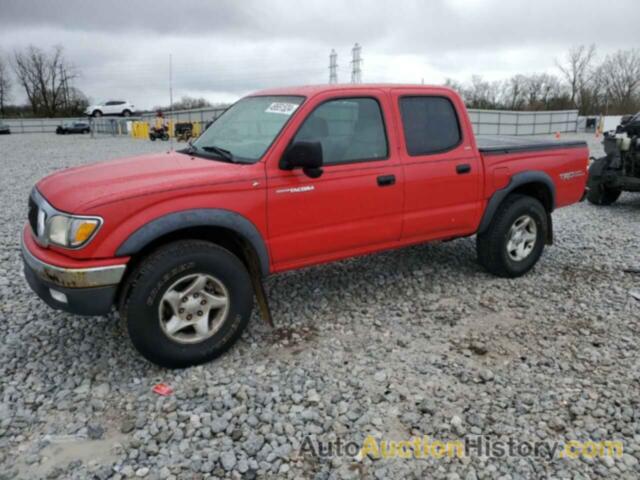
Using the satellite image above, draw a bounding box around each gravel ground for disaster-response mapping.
[0,132,639,480]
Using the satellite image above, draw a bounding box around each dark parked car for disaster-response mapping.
[56,121,91,135]
[0,122,10,135]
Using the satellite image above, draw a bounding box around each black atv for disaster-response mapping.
[587,112,640,205]
[149,126,169,141]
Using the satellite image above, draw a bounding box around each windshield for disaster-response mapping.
[192,95,304,163]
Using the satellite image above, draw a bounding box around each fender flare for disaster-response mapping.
[478,170,556,234]
[115,209,270,276]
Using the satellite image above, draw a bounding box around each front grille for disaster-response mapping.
[28,194,39,235]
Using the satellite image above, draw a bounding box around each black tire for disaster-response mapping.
[92,110,103,118]
[477,194,547,278]
[122,109,132,117]
[586,182,621,206]
[149,135,156,141]
[119,240,254,368]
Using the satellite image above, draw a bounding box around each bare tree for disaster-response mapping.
[442,43,640,114]
[444,78,468,100]
[446,76,503,109]
[505,75,527,110]
[0,53,11,116]
[12,45,80,116]
[466,75,502,109]
[539,75,565,108]
[556,44,596,107]
[599,49,640,113]
[521,73,559,109]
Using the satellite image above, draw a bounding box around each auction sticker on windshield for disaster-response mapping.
[265,102,299,115]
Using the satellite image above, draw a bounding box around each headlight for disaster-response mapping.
[47,214,102,248]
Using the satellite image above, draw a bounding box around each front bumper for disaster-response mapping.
[21,235,127,316]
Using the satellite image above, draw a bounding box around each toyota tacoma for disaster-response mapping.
[22,85,589,368]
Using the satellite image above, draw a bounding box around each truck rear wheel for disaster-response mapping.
[476,194,547,278]
[119,240,254,368]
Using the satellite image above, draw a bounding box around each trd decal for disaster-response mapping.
[559,170,586,181]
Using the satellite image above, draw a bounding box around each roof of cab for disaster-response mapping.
[249,83,455,98]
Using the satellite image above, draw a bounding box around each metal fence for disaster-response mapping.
[2,107,578,136]
[139,107,227,126]
[0,107,228,135]
[0,117,79,134]
[467,109,579,136]
[0,116,133,135]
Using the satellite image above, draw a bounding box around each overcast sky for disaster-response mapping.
[0,0,636,109]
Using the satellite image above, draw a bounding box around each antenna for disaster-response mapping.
[329,49,338,84]
[350,43,362,84]
[169,53,174,151]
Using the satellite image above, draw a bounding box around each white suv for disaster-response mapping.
[85,100,135,117]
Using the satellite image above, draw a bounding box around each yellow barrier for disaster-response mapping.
[131,120,205,140]
[131,121,150,140]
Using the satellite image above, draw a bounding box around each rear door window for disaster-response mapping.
[399,96,461,155]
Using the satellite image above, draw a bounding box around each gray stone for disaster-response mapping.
[220,450,237,471]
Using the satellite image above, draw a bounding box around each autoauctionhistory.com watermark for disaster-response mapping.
[299,435,624,461]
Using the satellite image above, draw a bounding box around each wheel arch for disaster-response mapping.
[478,171,556,241]
[115,209,270,278]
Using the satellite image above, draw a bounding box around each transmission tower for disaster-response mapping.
[350,43,362,84]
[329,49,338,84]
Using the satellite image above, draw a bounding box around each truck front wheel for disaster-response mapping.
[119,240,254,368]
[476,194,547,278]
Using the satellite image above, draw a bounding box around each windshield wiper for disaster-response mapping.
[181,143,251,163]
[201,145,234,163]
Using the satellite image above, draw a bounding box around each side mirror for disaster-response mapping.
[280,141,323,178]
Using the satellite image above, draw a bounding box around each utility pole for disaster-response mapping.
[169,53,174,151]
[350,43,362,84]
[329,49,338,84]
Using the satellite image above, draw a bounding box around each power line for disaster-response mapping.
[169,53,174,151]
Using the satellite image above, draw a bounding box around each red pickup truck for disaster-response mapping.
[22,84,589,367]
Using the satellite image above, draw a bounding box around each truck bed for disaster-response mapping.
[477,135,587,154]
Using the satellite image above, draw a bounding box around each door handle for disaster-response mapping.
[377,174,396,187]
[456,164,471,174]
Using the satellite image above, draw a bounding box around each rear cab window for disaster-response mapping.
[399,96,461,155]
[292,97,388,165]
